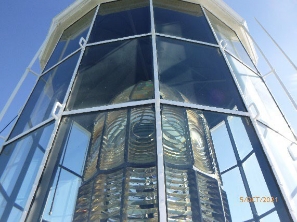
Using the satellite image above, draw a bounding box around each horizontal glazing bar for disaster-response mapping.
[62,99,156,116]
[86,33,152,47]
[2,117,55,147]
[40,48,81,76]
[225,50,261,77]
[156,33,219,48]
[160,99,250,117]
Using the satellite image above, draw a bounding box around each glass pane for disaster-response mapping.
[15,148,44,207]
[157,37,246,111]
[7,207,22,222]
[228,116,253,159]
[88,0,150,43]
[35,105,157,221]
[60,122,91,175]
[0,194,6,219]
[205,10,257,71]
[0,122,54,222]
[226,53,295,141]
[210,120,236,171]
[45,8,96,70]
[10,53,80,139]
[161,105,290,221]
[42,169,81,222]
[260,211,281,222]
[154,0,216,43]
[243,154,274,215]
[67,37,154,110]
[222,168,253,221]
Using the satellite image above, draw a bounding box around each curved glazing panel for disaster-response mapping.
[162,104,291,221]
[88,0,150,43]
[34,104,158,222]
[226,53,295,141]
[44,8,96,71]
[67,37,154,110]
[205,10,257,72]
[9,53,80,139]
[153,0,216,43]
[157,37,246,111]
[0,122,54,222]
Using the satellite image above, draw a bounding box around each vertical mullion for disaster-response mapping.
[60,4,100,110]
[149,0,167,221]
[224,118,259,221]
[20,5,101,222]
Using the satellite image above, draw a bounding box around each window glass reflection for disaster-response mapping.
[67,37,154,110]
[60,122,91,175]
[45,8,96,70]
[228,116,253,159]
[42,169,81,222]
[157,37,246,111]
[88,0,150,43]
[0,122,54,222]
[36,105,158,221]
[161,105,290,221]
[211,121,236,171]
[222,168,253,221]
[154,0,216,43]
[243,154,274,215]
[226,53,295,141]
[205,10,257,71]
[10,53,80,139]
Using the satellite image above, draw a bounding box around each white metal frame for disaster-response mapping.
[203,5,297,221]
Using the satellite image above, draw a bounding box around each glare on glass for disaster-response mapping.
[9,53,80,139]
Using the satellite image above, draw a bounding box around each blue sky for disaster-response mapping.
[0,0,297,137]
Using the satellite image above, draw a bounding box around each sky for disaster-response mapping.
[0,0,297,140]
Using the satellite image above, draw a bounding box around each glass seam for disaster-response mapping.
[62,99,156,116]
[60,4,100,112]
[20,119,60,221]
[40,48,81,77]
[225,50,262,77]
[2,118,55,148]
[155,33,219,48]
[86,33,152,47]
[160,99,250,117]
